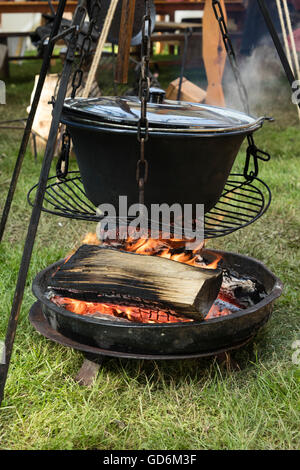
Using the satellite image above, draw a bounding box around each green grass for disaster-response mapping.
[0,58,299,450]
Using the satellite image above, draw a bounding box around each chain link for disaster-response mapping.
[56,131,71,179]
[57,1,102,180]
[136,0,152,205]
[212,0,250,115]
[71,0,102,98]
[212,0,272,178]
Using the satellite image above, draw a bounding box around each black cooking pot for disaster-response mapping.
[61,96,265,213]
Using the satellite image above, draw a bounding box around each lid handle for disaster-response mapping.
[148,87,166,104]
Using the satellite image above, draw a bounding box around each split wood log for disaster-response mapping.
[166,77,206,103]
[49,245,223,321]
[220,269,266,308]
[27,72,100,154]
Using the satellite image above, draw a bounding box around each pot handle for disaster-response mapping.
[255,116,274,126]
[244,132,271,180]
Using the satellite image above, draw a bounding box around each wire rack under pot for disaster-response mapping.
[27,171,271,239]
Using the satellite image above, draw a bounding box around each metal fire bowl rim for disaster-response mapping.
[32,249,283,329]
[29,301,256,360]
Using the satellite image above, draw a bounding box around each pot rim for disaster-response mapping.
[62,97,266,136]
[61,114,265,137]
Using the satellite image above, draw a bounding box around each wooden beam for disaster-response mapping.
[0,1,77,14]
[82,0,118,98]
[202,0,227,106]
[0,1,245,15]
[114,0,136,84]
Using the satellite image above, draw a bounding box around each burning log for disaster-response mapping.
[48,245,223,321]
[220,269,267,307]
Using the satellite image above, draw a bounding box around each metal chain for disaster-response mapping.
[212,0,271,179]
[56,130,71,179]
[57,0,102,180]
[212,0,250,114]
[71,0,102,98]
[136,0,152,205]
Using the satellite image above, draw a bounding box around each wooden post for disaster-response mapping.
[82,0,119,98]
[202,0,227,107]
[114,0,136,84]
[0,40,9,79]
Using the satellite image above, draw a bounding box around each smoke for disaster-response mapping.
[223,35,292,117]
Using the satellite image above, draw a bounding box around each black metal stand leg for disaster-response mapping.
[257,0,300,107]
[75,357,103,386]
[177,28,192,101]
[215,352,241,372]
[0,2,87,407]
[0,0,67,244]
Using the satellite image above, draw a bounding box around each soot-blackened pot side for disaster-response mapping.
[63,119,245,213]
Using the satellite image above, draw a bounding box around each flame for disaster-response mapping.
[118,237,208,267]
[81,232,101,246]
[79,232,222,270]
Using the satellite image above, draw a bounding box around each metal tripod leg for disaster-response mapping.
[0,2,87,407]
[257,0,300,107]
[177,28,192,101]
[0,0,67,243]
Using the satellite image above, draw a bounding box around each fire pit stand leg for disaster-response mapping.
[215,352,241,372]
[0,3,87,407]
[75,356,104,387]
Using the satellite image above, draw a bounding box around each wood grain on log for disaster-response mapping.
[49,245,222,321]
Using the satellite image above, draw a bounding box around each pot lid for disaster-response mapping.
[62,96,264,134]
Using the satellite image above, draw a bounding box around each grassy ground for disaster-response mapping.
[0,57,299,450]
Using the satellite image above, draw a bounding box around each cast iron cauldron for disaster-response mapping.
[61,96,265,213]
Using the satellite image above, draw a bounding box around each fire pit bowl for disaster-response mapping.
[61,97,265,213]
[32,250,282,356]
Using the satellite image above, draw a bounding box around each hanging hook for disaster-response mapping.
[56,131,71,180]
[244,134,271,180]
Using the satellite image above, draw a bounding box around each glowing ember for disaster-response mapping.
[50,289,242,323]
[51,295,194,324]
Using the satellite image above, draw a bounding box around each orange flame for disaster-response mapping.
[79,232,222,270]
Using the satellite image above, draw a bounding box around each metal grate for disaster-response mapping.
[27,171,271,239]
